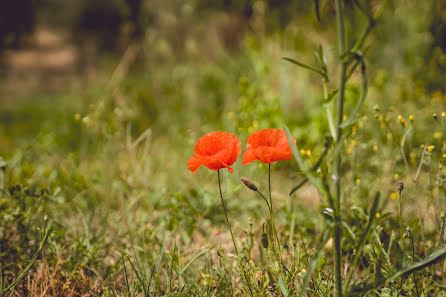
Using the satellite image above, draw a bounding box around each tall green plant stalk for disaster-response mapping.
[334,0,347,296]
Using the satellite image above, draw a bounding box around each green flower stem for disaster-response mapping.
[334,0,347,296]
[256,189,279,247]
[268,164,280,251]
[411,232,421,297]
[398,189,404,252]
[324,80,337,139]
[217,170,239,254]
[217,170,254,296]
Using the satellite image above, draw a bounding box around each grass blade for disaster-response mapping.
[278,274,289,297]
[179,247,211,276]
[343,193,380,295]
[1,221,52,296]
[347,248,446,296]
[301,228,331,296]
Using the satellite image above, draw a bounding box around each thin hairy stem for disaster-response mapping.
[334,0,347,296]
[268,164,280,249]
[217,170,239,254]
[398,189,404,252]
[217,170,254,296]
[411,233,420,297]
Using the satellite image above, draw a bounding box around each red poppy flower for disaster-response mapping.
[242,128,296,165]
[188,131,242,173]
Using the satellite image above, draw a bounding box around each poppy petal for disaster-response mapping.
[228,139,242,165]
[227,167,234,174]
[270,149,292,162]
[242,149,257,165]
[205,157,228,171]
[187,156,202,173]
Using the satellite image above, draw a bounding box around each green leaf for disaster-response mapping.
[344,193,380,295]
[278,274,289,297]
[289,135,332,196]
[322,89,339,105]
[289,178,308,196]
[314,45,327,73]
[347,248,446,296]
[284,126,329,202]
[282,57,328,80]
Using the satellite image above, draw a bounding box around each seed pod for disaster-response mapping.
[241,177,258,192]
[261,222,269,249]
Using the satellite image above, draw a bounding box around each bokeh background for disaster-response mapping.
[1,0,446,295]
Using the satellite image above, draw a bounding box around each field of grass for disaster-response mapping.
[1,1,446,296]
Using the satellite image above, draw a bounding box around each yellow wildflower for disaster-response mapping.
[433,132,442,139]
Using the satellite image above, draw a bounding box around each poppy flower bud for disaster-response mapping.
[241,177,258,192]
[396,182,404,191]
[261,232,269,249]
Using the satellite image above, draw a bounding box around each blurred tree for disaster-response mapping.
[430,0,446,55]
[0,0,36,50]
[72,0,127,51]
[126,0,145,40]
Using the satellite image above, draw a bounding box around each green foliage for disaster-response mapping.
[1,1,446,296]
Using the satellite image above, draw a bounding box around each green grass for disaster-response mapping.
[1,2,446,296]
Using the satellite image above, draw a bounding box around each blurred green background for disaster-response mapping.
[1,0,446,295]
